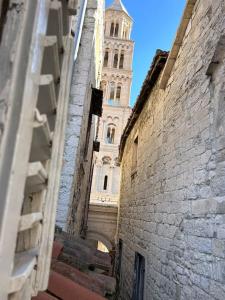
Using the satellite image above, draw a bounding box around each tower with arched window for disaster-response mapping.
[89,0,134,239]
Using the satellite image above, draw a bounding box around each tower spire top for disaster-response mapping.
[107,0,131,18]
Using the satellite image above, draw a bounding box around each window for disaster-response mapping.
[116,85,121,101]
[115,23,119,37]
[106,125,116,144]
[110,23,114,36]
[103,175,108,190]
[119,52,124,69]
[100,81,106,99]
[132,253,145,300]
[90,87,103,117]
[113,52,119,68]
[110,82,115,100]
[132,136,138,174]
[123,29,128,39]
[104,51,109,67]
[112,128,115,142]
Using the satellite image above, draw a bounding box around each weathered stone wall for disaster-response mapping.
[0,0,24,146]
[119,1,225,299]
[56,0,104,232]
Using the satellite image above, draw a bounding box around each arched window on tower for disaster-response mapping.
[113,51,119,68]
[104,50,109,67]
[124,28,129,39]
[116,85,121,102]
[115,23,119,37]
[110,82,115,100]
[106,124,116,144]
[110,23,115,36]
[119,52,124,69]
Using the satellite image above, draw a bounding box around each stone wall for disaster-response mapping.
[56,0,104,232]
[118,0,225,299]
[0,0,24,146]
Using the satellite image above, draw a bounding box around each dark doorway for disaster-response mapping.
[117,239,123,279]
[115,239,123,299]
[132,252,145,300]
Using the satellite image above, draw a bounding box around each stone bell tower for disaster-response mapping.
[90,0,134,206]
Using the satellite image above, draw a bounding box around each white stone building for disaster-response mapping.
[88,0,134,251]
[56,0,104,234]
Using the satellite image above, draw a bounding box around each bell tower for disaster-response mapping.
[90,0,134,206]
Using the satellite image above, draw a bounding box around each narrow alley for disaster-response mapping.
[0,0,225,300]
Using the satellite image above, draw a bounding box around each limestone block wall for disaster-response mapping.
[0,0,24,147]
[57,0,104,232]
[118,1,225,299]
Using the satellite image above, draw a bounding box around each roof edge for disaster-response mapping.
[160,0,197,89]
[105,7,133,21]
[119,50,169,161]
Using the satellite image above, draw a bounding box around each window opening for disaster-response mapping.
[111,128,115,143]
[107,125,116,144]
[104,51,109,67]
[110,23,114,36]
[132,136,138,173]
[103,175,108,190]
[114,53,119,68]
[116,86,121,100]
[119,53,124,69]
[115,23,119,37]
[110,82,115,100]
[132,253,145,300]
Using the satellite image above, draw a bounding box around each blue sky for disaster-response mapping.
[106,0,186,106]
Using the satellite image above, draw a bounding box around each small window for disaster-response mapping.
[110,82,115,100]
[132,253,145,300]
[119,53,124,69]
[116,86,121,101]
[132,136,138,174]
[123,29,128,39]
[104,51,109,67]
[111,128,115,143]
[115,23,119,37]
[103,175,108,190]
[113,53,119,68]
[106,125,116,144]
[110,23,114,36]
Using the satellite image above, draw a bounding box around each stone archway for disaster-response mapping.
[87,230,113,251]
[87,203,118,252]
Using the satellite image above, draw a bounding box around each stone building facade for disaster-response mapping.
[118,0,225,299]
[56,0,104,234]
[88,0,133,251]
